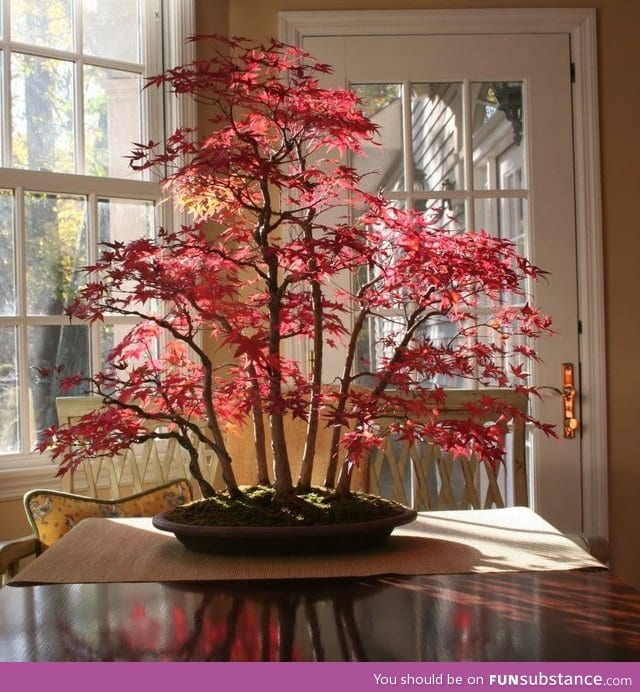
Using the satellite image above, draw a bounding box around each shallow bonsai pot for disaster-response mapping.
[152,506,417,555]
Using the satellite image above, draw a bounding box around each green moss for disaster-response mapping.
[165,485,407,527]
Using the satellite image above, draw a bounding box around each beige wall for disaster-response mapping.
[196,0,640,589]
[3,0,637,590]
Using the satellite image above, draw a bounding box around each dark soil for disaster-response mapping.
[164,485,407,527]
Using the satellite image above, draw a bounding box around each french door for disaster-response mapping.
[300,30,583,533]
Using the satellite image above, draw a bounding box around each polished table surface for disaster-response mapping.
[2,568,640,661]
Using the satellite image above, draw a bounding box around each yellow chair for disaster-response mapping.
[0,478,193,584]
[1,395,204,585]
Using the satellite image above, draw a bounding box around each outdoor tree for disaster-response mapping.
[39,35,554,513]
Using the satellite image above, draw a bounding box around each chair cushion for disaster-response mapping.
[25,479,193,551]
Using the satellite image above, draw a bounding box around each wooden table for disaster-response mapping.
[2,568,640,661]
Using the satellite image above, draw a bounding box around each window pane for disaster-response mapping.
[0,327,19,454]
[98,197,154,244]
[25,192,87,315]
[0,190,16,315]
[0,51,3,166]
[12,53,75,173]
[84,66,142,177]
[100,323,159,369]
[11,0,73,51]
[351,84,404,193]
[83,0,141,64]
[411,83,464,192]
[28,324,90,448]
[98,197,155,311]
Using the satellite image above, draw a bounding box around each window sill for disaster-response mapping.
[0,460,61,501]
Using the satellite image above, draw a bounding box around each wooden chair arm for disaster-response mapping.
[0,535,37,583]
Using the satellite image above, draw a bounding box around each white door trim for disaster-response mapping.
[279,8,607,540]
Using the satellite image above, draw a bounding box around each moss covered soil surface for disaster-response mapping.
[165,485,407,527]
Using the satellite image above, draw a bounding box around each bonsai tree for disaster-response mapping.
[39,35,553,511]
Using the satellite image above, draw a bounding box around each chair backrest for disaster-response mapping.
[56,389,527,510]
[55,396,223,498]
[24,479,193,551]
[364,388,529,511]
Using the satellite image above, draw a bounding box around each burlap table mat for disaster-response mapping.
[10,507,602,585]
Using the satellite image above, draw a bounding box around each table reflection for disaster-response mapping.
[2,570,640,662]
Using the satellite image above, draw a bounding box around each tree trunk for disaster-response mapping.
[324,307,369,488]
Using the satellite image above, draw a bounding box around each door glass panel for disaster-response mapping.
[84,66,142,178]
[0,326,19,454]
[25,192,87,315]
[416,197,465,231]
[472,82,525,190]
[411,83,464,191]
[0,190,15,315]
[351,84,403,193]
[352,79,530,389]
[11,54,75,173]
[11,0,74,51]
[474,196,529,302]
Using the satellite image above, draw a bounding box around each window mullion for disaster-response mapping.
[88,192,101,376]
[1,3,11,167]
[462,78,474,231]
[74,0,84,175]
[14,185,30,454]
[401,80,413,207]
[75,59,85,175]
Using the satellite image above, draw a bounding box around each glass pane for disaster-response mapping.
[98,197,154,244]
[100,322,158,369]
[414,316,468,389]
[0,190,16,315]
[83,0,141,64]
[12,53,75,173]
[411,83,464,192]
[472,82,526,190]
[0,51,3,166]
[351,84,404,193]
[474,197,529,305]
[98,197,155,311]
[0,327,19,454]
[416,197,466,232]
[84,66,142,177]
[25,192,87,315]
[28,324,90,449]
[11,0,73,51]
[474,197,528,254]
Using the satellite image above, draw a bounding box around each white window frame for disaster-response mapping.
[0,0,196,499]
[279,8,607,540]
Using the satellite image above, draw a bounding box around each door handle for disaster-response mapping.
[562,362,579,438]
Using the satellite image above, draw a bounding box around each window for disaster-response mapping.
[0,0,193,485]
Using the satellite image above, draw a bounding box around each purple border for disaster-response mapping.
[1,663,639,691]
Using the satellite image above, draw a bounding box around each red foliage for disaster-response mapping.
[39,35,554,500]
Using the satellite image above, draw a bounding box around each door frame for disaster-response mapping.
[279,8,607,540]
